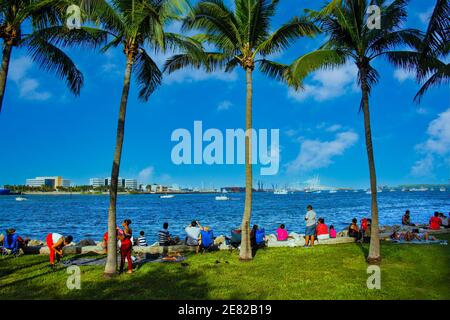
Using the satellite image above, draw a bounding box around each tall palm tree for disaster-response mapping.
[67,0,194,276]
[0,0,87,114]
[287,0,422,264]
[387,0,449,103]
[164,0,320,260]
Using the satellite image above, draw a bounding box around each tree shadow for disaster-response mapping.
[0,257,211,299]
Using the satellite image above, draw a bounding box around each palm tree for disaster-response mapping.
[164,0,320,260]
[0,0,87,114]
[287,0,422,264]
[65,0,194,276]
[387,0,449,103]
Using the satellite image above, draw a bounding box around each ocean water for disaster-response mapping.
[0,191,448,243]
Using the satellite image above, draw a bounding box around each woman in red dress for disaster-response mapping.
[119,219,133,274]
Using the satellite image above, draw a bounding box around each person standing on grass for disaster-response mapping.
[304,205,316,247]
[45,233,73,269]
[118,219,133,274]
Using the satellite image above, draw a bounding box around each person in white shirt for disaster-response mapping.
[304,205,317,247]
[185,220,203,254]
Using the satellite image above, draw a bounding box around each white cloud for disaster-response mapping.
[411,108,450,176]
[419,108,450,155]
[411,155,434,178]
[326,124,342,132]
[393,69,416,83]
[286,130,359,173]
[9,57,33,82]
[217,100,232,111]
[418,7,433,24]
[20,79,51,100]
[9,56,51,101]
[164,67,238,84]
[288,62,358,102]
[138,166,155,184]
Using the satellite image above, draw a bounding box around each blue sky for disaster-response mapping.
[0,0,449,189]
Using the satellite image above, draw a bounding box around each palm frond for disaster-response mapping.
[414,63,450,103]
[256,16,320,57]
[289,49,347,88]
[134,48,162,101]
[421,0,449,58]
[258,59,289,83]
[26,37,83,95]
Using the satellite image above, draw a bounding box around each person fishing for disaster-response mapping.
[45,232,73,269]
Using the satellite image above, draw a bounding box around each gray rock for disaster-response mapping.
[77,239,97,247]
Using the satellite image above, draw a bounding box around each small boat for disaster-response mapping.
[315,190,322,194]
[159,194,174,199]
[273,189,288,195]
[329,190,337,194]
[440,187,446,192]
[15,197,27,201]
[411,187,428,192]
[366,190,371,194]
[215,195,230,201]
[389,189,395,192]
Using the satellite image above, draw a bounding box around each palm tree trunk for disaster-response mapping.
[104,53,134,276]
[240,67,253,261]
[360,68,381,265]
[0,43,13,114]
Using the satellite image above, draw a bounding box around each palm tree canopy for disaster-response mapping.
[164,0,320,78]
[38,0,195,101]
[288,0,423,93]
[387,0,449,103]
[0,0,88,94]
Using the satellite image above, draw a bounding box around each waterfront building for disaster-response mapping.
[26,176,71,189]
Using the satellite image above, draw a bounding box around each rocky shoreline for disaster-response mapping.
[19,225,450,256]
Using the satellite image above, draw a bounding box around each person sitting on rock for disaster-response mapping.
[276,224,289,241]
[429,212,442,230]
[348,218,363,241]
[159,222,179,246]
[137,231,147,246]
[185,220,203,254]
[402,210,416,226]
[45,233,73,269]
[316,218,329,240]
[329,225,337,238]
[438,213,449,228]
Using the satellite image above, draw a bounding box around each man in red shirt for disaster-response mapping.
[429,212,442,230]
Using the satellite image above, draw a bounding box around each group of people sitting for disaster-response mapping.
[402,209,449,229]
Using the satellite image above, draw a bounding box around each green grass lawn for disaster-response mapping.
[1,235,449,300]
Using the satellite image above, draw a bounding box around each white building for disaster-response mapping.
[26,176,71,189]
[125,179,138,190]
[89,177,138,189]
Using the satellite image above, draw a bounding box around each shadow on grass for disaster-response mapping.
[0,255,212,299]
